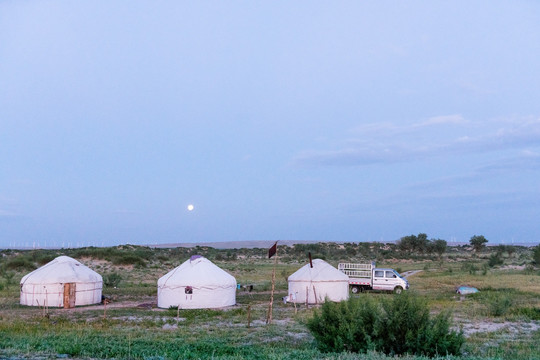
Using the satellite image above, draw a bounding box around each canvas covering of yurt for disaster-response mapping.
[157,255,237,309]
[20,256,103,308]
[287,259,349,304]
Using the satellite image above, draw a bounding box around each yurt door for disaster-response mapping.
[63,283,76,309]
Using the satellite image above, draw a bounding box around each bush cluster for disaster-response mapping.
[307,293,464,357]
[73,247,147,267]
[4,257,35,271]
[461,262,479,275]
[472,289,514,317]
[532,244,540,265]
[103,272,123,288]
[512,307,540,320]
[488,253,504,267]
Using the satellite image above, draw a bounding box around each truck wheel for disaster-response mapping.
[351,286,360,294]
[394,286,403,294]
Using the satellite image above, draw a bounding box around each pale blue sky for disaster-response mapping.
[2,1,540,248]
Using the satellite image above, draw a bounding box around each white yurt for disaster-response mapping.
[20,255,103,308]
[287,259,349,304]
[157,255,237,309]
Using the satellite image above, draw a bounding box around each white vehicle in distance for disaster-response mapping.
[338,262,409,294]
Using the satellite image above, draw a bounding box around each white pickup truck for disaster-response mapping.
[338,262,409,294]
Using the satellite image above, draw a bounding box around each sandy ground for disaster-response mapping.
[47,296,160,313]
[401,270,423,278]
[459,319,540,336]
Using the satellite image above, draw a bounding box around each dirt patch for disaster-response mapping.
[401,270,423,278]
[460,320,540,336]
[500,265,527,271]
[64,299,159,312]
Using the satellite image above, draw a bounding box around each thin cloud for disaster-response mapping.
[347,185,540,216]
[350,114,467,136]
[294,146,409,167]
[418,190,540,209]
[416,114,467,127]
[475,151,540,173]
[403,151,540,193]
[0,209,21,219]
[111,209,139,215]
[0,196,21,219]
[293,116,540,167]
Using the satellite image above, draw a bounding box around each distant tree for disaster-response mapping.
[398,235,417,253]
[416,233,429,253]
[470,235,488,252]
[398,233,434,254]
[431,239,447,258]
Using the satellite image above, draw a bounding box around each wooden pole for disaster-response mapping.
[266,245,278,324]
[36,300,42,317]
[45,289,48,317]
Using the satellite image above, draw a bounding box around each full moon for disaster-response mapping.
[187,204,194,211]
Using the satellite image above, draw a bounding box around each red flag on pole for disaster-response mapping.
[268,242,277,259]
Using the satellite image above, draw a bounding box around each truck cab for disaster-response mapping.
[372,268,408,294]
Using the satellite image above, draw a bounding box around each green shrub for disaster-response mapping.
[378,292,464,356]
[0,268,16,285]
[461,262,478,275]
[307,293,464,357]
[111,254,146,267]
[215,253,225,261]
[73,247,113,260]
[469,289,515,317]
[306,296,380,353]
[532,244,540,265]
[488,253,504,267]
[5,256,35,271]
[34,253,56,266]
[484,293,513,317]
[512,307,540,320]
[167,308,224,323]
[103,272,123,288]
[522,264,537,275]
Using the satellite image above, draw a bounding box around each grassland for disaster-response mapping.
[0,242,539,359]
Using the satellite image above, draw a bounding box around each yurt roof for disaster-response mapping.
[20,256,102,285]
[158,255,236,287]
[288,259,349,282]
